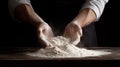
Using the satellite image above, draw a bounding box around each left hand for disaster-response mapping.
[37,22,54,48]
[63,21,83,45]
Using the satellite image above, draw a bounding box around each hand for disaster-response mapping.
[63,21,83,45]
[37,22,54,48]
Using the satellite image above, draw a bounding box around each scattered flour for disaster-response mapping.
[26,36,111,58]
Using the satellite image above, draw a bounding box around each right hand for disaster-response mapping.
[37,22,54,48]
[63,21,83,45]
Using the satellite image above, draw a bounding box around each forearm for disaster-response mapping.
[72,8,96,28]
[14,4,44,28]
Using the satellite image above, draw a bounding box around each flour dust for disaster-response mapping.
[26,36,111,58]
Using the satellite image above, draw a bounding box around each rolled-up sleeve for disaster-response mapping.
[82,0,109,21]
[8,0,31,19]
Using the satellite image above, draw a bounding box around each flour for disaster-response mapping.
[26,36,111,58]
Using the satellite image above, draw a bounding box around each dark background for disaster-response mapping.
[0,0,119,47]
[95,0,120,47]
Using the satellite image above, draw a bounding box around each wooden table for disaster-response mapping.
[0,47,120,60]
[0,47,120,66]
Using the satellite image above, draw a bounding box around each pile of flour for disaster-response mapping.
[26,36,111,58]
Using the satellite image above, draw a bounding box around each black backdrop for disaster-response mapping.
[0,0,119,47]
[95,0,120,47]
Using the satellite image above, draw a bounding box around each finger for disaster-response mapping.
[39,38,54,48]
[45,43,55,49]
[63,27,70,37]
[77,25,83,37]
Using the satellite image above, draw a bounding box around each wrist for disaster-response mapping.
[32,21,44,29]
[71,20,82,28]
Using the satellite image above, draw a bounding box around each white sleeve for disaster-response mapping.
[8,0,31,19]
[82,0,109,21]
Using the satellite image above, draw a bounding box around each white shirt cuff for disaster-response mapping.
[8,0,31,19]
[82,0,109,21]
